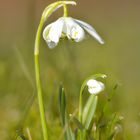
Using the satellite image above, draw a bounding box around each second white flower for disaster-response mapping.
[87,79,105,95]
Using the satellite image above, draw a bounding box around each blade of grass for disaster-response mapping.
[59,85,75,140]
[82,95,98,130]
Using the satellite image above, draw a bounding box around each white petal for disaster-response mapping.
[87,79,97,87]
[43,23,53,42]
[70,25,85,42]
[87,79,105,94]
[43,18,64,49]
[64,18,85,42]
[74,19,104,44]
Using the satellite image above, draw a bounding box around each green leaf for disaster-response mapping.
[65,124,75,140]
[82,95,98,130]
[59,85,66,126]
[108,131,116,140]
[70,116,85,130]
[59,85,75,140]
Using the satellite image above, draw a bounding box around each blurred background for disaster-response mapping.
[0,0,140,139]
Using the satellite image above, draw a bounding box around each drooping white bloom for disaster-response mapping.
[43,17,104,49]
[87,79,105,95]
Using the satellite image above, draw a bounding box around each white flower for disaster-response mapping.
[87,79,105,95]
[43,17,104,49]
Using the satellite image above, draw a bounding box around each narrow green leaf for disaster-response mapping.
[65,123,75,140]
[59,85,75,140]
[59,85,66,126]
[108,131,116,140]
[64,114,75,140]
[70,116,85,130]
[82,95,98,130]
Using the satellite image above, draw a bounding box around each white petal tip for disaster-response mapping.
[93,35,105,45]
[99,39,105,45]
[47,41,57,49]
[74,19,105,44]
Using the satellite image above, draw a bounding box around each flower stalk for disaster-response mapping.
[79,89,83,123]
[34,1,76,140]
[63,4,68,17]
[78,88,84,140]
[34,17,48,140]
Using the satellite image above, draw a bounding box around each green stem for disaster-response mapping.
[63,4,68,17]
[34,17,49,140]
[79,90,83,123]
[78,89,83,140]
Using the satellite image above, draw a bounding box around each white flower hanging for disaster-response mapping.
[87,79,105,95]
[43,17,104,49]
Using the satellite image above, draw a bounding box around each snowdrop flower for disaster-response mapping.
[43,17,104,49]
[87,79,105,95]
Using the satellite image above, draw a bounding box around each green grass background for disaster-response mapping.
[0,0,140,139]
